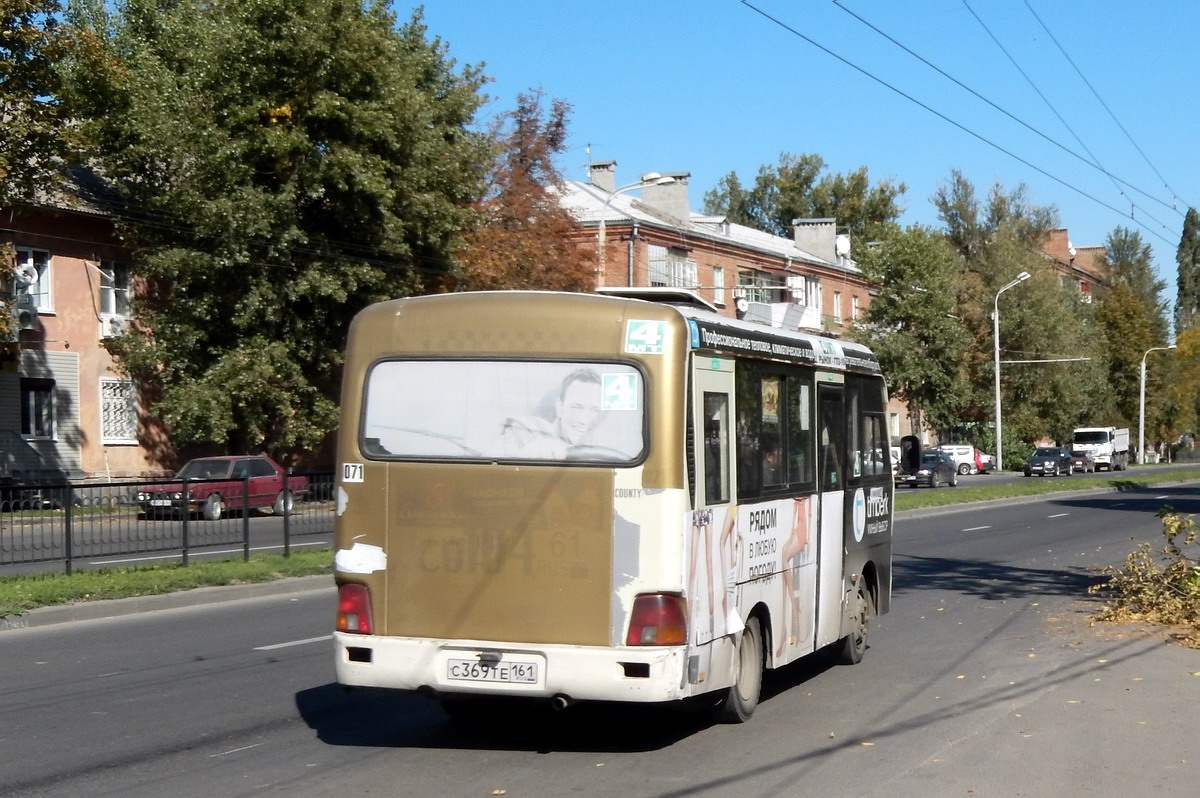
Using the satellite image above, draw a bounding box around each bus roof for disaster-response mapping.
[349,290,881,375]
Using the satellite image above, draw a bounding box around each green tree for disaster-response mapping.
[851,224,969,434]
[63,1,489,457]
[0,0,80,205]
[702,152,905,243]
[1,0,88,339]
[456,90,594,291]
[1175,207,1200,334]
[933,171,1103,456]
[1092,228,1172,434]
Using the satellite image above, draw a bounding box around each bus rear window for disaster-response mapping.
[361,360,646,464]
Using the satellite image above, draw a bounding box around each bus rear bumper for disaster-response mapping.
[334,632,695,703]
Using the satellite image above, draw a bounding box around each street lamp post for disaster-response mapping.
[1139,344,1176,464]
[596,174,674,285]
[993,271,1030,471]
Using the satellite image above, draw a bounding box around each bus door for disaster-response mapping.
[687,358,737,682]
[815,380,846,649]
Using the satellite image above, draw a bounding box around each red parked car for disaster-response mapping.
[137,455,308,520]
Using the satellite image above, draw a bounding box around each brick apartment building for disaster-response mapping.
[2,187,168,486]
[559,160,915,441]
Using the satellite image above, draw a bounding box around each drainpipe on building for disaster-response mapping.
[627,222,638,286]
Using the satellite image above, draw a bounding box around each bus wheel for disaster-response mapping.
[836,584,870,665]
[715,616,763,723]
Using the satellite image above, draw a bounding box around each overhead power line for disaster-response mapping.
[962,0,1174,237]
[1023,0,1189,213]
[737,1,1175,246]
[832,0,1180,219]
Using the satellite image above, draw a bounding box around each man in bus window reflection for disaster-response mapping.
[498,367,604,459]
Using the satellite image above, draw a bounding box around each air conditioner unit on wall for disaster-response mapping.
[14,294,39,331]
[99,316,126,339]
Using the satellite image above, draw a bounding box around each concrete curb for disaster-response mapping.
[0,573,335,632]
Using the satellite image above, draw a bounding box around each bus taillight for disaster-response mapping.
[337,583,373,635]
[626,594,687,646]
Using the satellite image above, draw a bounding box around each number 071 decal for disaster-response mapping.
[624,320,666,354]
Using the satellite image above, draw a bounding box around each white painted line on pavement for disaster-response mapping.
[212,743,264,758]
[92,540,328,566]
[1048,513,1069,518]
[962,525,991,532]
[254,634,332,651]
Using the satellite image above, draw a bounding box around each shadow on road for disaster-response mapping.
[892,553,1105,602]
[295,646,840,753]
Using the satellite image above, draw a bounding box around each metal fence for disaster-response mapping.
[0,472,335,574]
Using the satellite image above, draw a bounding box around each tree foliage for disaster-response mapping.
[1,0,90,339]
[0,0,80,205]
[701,152,905,243]
[63,1,489,456]
[932,171,1106,457]
[851,224,969,433]
[1175,207,1200,335]
[456,90,595,291]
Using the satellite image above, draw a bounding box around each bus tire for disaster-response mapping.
[835,583,871,665]
[714,616,764,723]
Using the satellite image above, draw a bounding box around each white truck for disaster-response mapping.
[1071,427,1129,471]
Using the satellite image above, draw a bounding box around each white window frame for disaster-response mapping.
[736,268,783,304]
[807,279,822,311]
[100,377,139,445]
[712,266,725,305]
[851,295,859,321]
[99,260,131,318]
[16,247,51,312]
[647,244,696,289]
[833,291,842,321]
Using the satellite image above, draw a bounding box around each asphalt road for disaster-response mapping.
[1,482,1198,797]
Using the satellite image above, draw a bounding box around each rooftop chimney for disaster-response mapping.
[588,160,616,193]
[792,218,839,263]
[639,171,691,224]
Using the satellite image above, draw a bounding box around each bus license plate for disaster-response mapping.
[447,658,538,684]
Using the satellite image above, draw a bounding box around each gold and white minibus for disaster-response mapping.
[333,288,892,722]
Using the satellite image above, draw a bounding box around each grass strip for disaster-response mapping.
[894,466,1200,512]
[0,548,332,618]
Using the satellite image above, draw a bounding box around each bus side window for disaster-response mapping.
[820,392,844,490]
[786,375,812,486]
[703,393,731,505]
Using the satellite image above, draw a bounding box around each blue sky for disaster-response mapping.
[416,1,1196,307]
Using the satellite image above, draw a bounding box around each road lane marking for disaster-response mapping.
[1048,513,1069,518]
[254,635,331,651]
[962,526,991,532]
[212,743,264,758]
[91,540,328,566]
